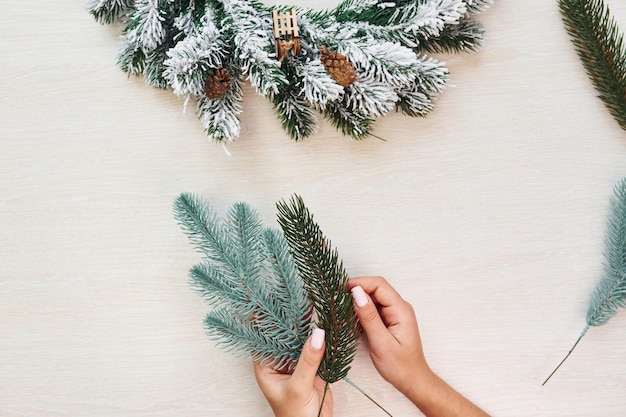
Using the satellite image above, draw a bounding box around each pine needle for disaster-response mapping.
[559,0,626,130]
[543,178,626,384]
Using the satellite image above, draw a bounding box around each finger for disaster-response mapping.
[290,328,325,388]
[348,276,404,308]
[253,361,277,396]
[351,285,396,344]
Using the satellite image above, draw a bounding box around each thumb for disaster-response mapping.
[290,328,325,386]
[351,286,393,340]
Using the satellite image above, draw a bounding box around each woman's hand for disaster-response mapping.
[348,276,430,395]
[348,276,489,417]
[254,329,333,417]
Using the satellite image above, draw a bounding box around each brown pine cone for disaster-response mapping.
[204,68,232,99]
[319,46,357,87]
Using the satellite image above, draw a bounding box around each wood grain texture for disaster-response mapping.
[2,1,626,415]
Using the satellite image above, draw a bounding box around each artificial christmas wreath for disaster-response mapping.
[88,0,492,142]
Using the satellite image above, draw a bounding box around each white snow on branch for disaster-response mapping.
[163,16,225,98]
[126,0,166,52]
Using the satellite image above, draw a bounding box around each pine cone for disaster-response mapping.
[319,46,357,87]
[204,68,232,99]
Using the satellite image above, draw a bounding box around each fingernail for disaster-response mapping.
[311,328,325,350]
[351,285,368,308]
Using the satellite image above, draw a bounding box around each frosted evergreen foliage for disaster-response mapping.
[88,0,492,142]
[198,77,244,142]
[296,59,344,108]
[173,193,312,372]
[345,0,467,48]
[163,15,225,98]
[86,0,134,24]
[465,0,493,14]
[347,80,398,118]
[543,178,626,385]
[126,0,167,53]
[221,0,288,97]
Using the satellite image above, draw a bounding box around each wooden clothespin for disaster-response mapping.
[271,9,301,62]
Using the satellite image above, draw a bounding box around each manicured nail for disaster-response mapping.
[311,328,325,350]
[351,285,369,308]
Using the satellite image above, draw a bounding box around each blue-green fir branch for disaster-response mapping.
[543,178,626,385]
[173,193,312,372]
[588,178,626,326]
[559,0,626,130]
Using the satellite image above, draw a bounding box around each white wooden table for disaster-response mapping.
[2,1,626,416]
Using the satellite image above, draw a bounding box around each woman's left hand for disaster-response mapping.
[254,328,333,417]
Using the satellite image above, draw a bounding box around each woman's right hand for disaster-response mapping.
[348,276,489,417]
[347,276,431,395]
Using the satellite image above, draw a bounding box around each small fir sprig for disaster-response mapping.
[173,193,312,372]
[559,0,626,130]
[543,178,626,385]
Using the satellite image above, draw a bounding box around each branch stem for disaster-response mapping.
[344,377,393,416]
[542,325,590,386]
[317,381,330,417]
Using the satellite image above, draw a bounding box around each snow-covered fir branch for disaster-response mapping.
[272,82,318,141]
[294,59,343,108]
[345,79,398,118]
[414,55,448,95]
[163,14,225,98]
[198,76,243,142]
[173,8,197,37]
[395,56,448,116]
[220,0,288,97]
[465,0,493,14]
[417,16,485,53]
[342,40,419,88]
[126,0,167,53]
[345,0,467,48]
[86,0,135,24]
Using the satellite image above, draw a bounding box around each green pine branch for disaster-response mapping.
[276,195,360,384]
[559,0,626,130]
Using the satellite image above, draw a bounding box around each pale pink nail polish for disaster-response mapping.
[351,285,368,308]
[311,328,325,350]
